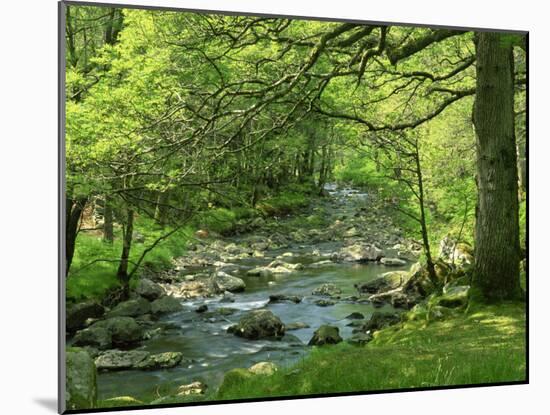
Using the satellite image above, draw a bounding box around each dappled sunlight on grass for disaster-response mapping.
[215,302,526,401]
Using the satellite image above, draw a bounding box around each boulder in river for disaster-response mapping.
[136,351,184,370]
[285,322,310,331]
[314,299,336,307]
[345,312,365,320]
[135,278,165,301]
[107,297,151,318]
[150,296,183,315]
[247,267,272,277]
[82,316,143,347]
[73,325,113,350]
[210,271,246,293]
[339,243,383,262]
[268,294,302,304]
[380,257,407,266]
[355,271,410,294]
[67,301,105,332]
[66,348,97,410]
[94,350,150,371]
[308,325,343,346]
[312,283,342,297]
[230,309,285,340]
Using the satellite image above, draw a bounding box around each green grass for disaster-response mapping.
[67,217,193,302]
[215,302,526,400]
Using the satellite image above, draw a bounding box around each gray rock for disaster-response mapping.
[210,271,246,293]
[107,297,151,318]
[95,317,144,346]
[231,309,285,340]
[312,283,342,297]
[380,257,407,266]
[355,271,410,294]
[345,312,365,320]
[94,350,150,371]
[73,326,112,350]
[339,243,383,262]
[268,294,302,304]
[285,322,310,331]
[151,296,183,315]
[308,325,343,346]
[67,301,105,332]
[314,299,336,307]
[136,351,184,370]
[66,348,97,410]
[135,278,165,301]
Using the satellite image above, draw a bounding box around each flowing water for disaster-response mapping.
[97,185,409,400]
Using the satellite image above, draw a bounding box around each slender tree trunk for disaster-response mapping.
[413,142,437,285]
[116,207,134,297]
[472,32,522,301]
[103,195,114,243]
[66,196,87,277]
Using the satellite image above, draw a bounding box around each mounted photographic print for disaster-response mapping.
[59,1,528,412]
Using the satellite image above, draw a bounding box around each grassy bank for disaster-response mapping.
[216,301,526,400]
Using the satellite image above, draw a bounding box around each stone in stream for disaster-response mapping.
[177,381,208,396]
[72,316,143,349]
[268,294,302,304]
[107,297,151,318]
[195,304,208,313]
[247,267,272,277]
[94,350,183,371]
[150,296,184,315]
[135,278,165,301]
[345,312,365,320]
[229,309,285,340]
[314,299,336,307]
[312,283,342,297]
[339,243,383,262]
[66,348,98,410]
[66,301,105,332]
[380,257,407,266]
[285,322,310,331]
[308,325,343,346]
[209,271,246,293]
[355,271,410,294]
[94,350,150,371]
[73,325,113,350]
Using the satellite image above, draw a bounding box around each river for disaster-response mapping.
[97,185,410,400]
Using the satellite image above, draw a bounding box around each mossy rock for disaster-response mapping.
[66,349,97,410]
[308,325,343,346]
[107,297,151,318]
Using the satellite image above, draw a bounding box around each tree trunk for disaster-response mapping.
[66,196,87,277]
[413,143,437,286]
[103,195,114,243]
[472,32,522,301]
[116,207,134,297]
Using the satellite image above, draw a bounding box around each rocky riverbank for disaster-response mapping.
[66,185,474,409]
